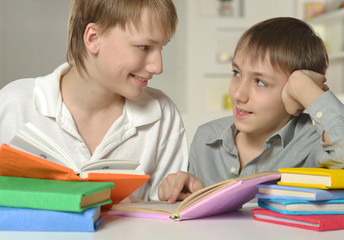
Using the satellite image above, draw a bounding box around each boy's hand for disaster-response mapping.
[282,70,328,116]
[158,171,204,204]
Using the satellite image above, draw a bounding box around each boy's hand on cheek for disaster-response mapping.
[158,171,204,204]
[282,70,327,116]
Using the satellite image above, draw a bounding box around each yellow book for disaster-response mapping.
[278,168,344,189]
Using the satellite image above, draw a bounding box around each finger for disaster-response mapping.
[158,177,174,201]
[158,182,168,201]
[323,84,329,91]
[189,179,204,193]
[167,180,188,204]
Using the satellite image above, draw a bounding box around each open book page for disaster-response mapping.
[177,171,279,212]
[9,123,145,176]
[112,201,181,216]
[10,123,78,171]
[80,159,140,172]
[79,169,146,178]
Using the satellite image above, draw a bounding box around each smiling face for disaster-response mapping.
[87,8,168,100]
[229,49,292,139]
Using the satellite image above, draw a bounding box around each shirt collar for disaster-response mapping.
[34,63,69,118]
[205,116,296,150]
[125,89,161,127]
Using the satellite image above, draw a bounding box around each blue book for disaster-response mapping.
[258,198,344,215]
[256,183,344,201]
[0,206,102,232]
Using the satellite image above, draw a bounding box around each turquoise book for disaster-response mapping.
[0,176,114,212]
[258,198,344,215]
[0,206,102,232]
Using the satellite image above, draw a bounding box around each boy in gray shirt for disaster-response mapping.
[158,17,344,203]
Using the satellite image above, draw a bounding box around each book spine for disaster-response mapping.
[0,190,82,212]
[0,206,101,232]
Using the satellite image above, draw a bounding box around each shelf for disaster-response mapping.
[307,8,344,24]
[330,51,344,61]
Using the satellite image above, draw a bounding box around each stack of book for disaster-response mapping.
[0,175,114,232]
[251,168,344,232]
[0,122,150,206]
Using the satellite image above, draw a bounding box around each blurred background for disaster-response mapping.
[1,0,343,145]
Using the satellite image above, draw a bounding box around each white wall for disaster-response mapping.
[0,0,70,87]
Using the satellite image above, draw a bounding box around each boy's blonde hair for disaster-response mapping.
[66,0,178,73]
[234,17,329,75]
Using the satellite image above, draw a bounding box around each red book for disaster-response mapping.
[0,144,149,206]
[251,208,344,232]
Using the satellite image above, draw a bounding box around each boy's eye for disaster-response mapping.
[256,79,266,87]
[138,46,149,51]
[232,70,241,77]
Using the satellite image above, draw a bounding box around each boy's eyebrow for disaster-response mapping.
[232,60,274,80]
[139,37,170,46]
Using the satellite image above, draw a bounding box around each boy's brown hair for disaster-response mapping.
[234,17,329,75]
[66,0,178,73]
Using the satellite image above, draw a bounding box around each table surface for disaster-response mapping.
[1,202,344,240]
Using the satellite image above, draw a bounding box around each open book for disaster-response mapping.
[10,123,145,177]
[109,171,281,221]
[0,123,150,205]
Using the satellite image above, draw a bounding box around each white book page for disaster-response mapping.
[254,213,319,227]
[80,159,140,172]
[10,123,78,172]
[115,201,181,214]
[79,169,145,178]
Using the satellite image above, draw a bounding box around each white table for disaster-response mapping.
[1,203,343,240]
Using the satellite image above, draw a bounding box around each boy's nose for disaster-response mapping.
[146,51,163,75]
[232,81,249,103]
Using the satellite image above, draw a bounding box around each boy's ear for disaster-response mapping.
[84,23,100,54]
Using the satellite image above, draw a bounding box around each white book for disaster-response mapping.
[9,123,145,177]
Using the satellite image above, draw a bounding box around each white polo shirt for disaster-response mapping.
[0,63,189,200]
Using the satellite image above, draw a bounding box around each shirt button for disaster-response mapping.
[312,119,316,126]
[230,167,236,173]
[316,112,323,118]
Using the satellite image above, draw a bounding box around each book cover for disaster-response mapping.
[0,176,114,212]
[256,183,344,201]
[0,144,150,205]
[0,206,102,232]
[258,198,344,215]
[277,167,344,189]
[108,172,281,221]
[251,208,344,232]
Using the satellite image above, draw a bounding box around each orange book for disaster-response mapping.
[0,144,149,206]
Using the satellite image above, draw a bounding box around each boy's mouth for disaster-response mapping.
[130,74,149,83]
[235,107,252,118]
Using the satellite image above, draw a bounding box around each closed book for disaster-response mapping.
[0,176,114,212]
[251,208,344,232]
[0,143,150,205]
[256,183,344,201]
[277,167,344,189]
[0,206,102,232]
[258,198,344,215]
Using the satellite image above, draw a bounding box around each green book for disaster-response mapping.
[0,176,114,212]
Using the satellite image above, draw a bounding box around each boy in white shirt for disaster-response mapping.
[0,0,188,201]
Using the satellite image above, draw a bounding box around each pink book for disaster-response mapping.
[106,172,280,221]
[252,208,344,232]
